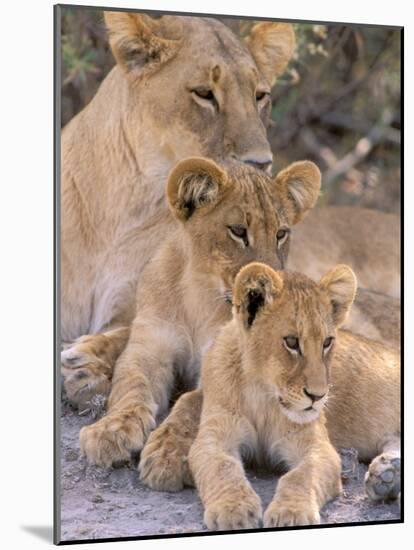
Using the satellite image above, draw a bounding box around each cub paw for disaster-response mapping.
[61,347,111,413]
[264,500,320,527]
[365,452,401,502]
[139,423,193,491]
[204,491,262,531]
[79,406,156,468]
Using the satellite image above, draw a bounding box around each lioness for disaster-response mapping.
[140,266,400,517]
[61,12,296,343]
[75,157,321,466]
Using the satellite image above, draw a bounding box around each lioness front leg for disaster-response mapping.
[139,389,202,491]
[61,326,130,412]
[264,435,342,527]
[80,323,184,467]
[365,433,401,502]
[189,412,262,531]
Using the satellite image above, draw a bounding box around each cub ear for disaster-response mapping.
[167,157,229,221]
[246,23,295,86]
[274,160,321,225]
[104,11,181,76]
[319,265,357,327]
[233,262,283,329]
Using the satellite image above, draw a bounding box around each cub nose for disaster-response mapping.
[303,388,326,402]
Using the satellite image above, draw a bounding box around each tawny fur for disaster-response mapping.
[289,206,400,298]
[143,264,399,524]
[346,287,400,346]
[78,158,321,467]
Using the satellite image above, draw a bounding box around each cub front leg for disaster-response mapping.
[264,430,342,527]
[80,322,184,467]
[61,326,130,412]
[139,389,202,491]
[189,412,262,531]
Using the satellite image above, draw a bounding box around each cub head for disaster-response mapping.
[233,262,357,424]
[167,157,321,299]
[104,12,295,171]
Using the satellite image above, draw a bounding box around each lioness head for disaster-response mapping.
[167,157,321,297]
[233,262,357,424]
[104,12,295,171]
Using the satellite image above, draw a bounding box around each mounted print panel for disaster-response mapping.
[54,3,402,544]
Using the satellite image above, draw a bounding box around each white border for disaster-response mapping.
[1,0,410,549]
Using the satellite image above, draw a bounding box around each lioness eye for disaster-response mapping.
[256,90,269,102]
[323,337,334,350]
[191,88,218,107]
[228,225,249,246]
[284,336,300,353]
[194,88,214,100]
[276,228,290,247]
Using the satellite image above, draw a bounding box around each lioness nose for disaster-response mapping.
[303,388,326,402]
[240,153,273,173]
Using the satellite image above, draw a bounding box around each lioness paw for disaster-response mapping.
[61,346,92,368]
[365,452,401,502]
[79,407,156,468]
[61,366,110,414]
[61,347,112,413]
[204,492,262,531]
[139,423,193,491]
[264,500,320,527]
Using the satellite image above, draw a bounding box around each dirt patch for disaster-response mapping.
[60,401,400,542]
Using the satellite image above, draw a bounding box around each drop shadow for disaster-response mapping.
[21,525,54,543]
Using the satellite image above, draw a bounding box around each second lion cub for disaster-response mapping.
[189,262,398,529]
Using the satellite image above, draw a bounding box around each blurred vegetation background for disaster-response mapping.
[61,8,401,214]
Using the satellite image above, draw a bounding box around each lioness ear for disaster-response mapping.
[233,262,283,329]
[167,157,229,221]
[319,265,357,327]
[246,23,295,86]
[104,12,181,76]
[274,161,321,225]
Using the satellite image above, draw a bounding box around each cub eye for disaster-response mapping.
[228,225,249,246]
[276,228,290,247]
[256,90,269,102]
[284,336,300,353]
[323,337,334,351]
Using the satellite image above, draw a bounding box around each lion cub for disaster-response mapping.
[188,262,400,530]
[77,157,321,467]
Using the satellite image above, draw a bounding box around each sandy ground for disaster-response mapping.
[60,400,400,543]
